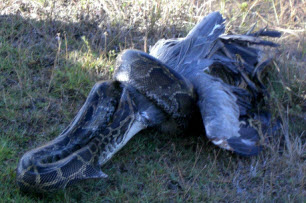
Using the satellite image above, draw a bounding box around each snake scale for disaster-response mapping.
[16,12,281,193]
[16,50,196,192]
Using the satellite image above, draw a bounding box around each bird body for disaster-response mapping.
[16,12,280,192]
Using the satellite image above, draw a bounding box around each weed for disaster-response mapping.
[0,0,305,202]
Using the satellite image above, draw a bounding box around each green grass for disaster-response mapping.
[0,0,305,202]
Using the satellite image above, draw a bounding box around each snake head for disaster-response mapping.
[16,50,197,193]
[16,81,121,193]
[16,79,164,193]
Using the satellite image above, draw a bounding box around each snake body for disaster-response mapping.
[17,12,280,193]
[16,50,196,193]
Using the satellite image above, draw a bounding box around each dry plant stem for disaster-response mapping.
[271,0,280,25]
[239,0,260,28]
[0,0,304,201]
[48,33,61,93]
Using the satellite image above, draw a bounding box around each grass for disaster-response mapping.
[0,0,305,202]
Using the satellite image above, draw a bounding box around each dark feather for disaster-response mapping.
[150,12,281,156]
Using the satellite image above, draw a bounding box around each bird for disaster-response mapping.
[16,12,281,193]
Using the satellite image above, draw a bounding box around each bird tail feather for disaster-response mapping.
[150,12,281,156]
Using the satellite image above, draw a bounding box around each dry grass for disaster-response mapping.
[0,0,305,202]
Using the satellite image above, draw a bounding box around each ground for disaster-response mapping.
[0,0,305,202]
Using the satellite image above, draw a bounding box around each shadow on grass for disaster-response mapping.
[0,13,187,58]
[0,14,304,202]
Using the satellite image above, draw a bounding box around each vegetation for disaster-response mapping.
[0,0,304,202]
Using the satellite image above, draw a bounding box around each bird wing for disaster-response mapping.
[150,12,280,156]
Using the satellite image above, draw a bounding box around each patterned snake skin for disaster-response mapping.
[16,50,196,193]
[16,12,281,193]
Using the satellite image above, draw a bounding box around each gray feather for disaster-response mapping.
[150,12,281,155]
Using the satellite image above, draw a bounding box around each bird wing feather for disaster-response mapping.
[150,12,281,156]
